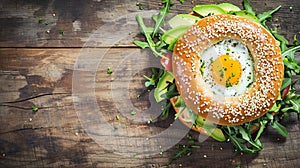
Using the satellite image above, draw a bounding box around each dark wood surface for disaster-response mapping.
[0,0,299,167]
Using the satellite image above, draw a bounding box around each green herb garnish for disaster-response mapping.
[143,68,163,87]
[136,2,143,10]
[131,110,137,115]
[225,77,232,87]
[107,67,113,74]
[200,60,205,75]
[59,29,64,35]
[38,18,43,23]
[243,0,256,16]
[152,0,173,38]
[134,15,168,59]
[232,72,236,77]
[32,105,39,112]
[170,134,200,163]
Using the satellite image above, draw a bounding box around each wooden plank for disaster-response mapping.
[0,48,300,167]
[0,0,299,47]
[1,0,300,167]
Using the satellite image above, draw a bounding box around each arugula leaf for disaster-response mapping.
[242,0,256,16]
[268,103,281,113]
[152,0,174,38]
[224,127,250,153]
[160,82,179,99]
[281,78,292,91]
[254,120,267,141]
[174,96,184,107]
[284,59,300,74]
[224,126,262,154]
[143,68,163,87]
[282,98,300,113]
[133,40,149,49]
[135,14,168,58]
[294,35,299,46]
[238,126,250,141]
[257,6,281,25]
[271,120,288,137]
[161,101,171,118]
[282,45,300,59]
[271,28,289,52]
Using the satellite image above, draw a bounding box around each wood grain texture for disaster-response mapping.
[1,48,300,167]
[0,0,299,47]
[0,0,300,167]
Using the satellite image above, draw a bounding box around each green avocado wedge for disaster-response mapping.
[193,4,226,17]
[173,96,226,142]
[168,14,200,28]
[217,3,241,12]
[229,10,260,23]
[154,71,174,102]
[162,25,190,44]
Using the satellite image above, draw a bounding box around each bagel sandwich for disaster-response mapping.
[134,1,300,153]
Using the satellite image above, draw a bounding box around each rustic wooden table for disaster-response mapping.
[0,0,299,167]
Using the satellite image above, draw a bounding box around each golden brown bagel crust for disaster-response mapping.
[172,14,284,126]
[170,96,269,134]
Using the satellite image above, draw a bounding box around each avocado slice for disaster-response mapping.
[168,14,200,28]
[205,126,226,142]
[195,115,226,142]
[217,3,241,12]
[154,71,174,102]
[174,96,226,141]
[229,10,260,23]
[162,25,190,44]
[193,4,226,17]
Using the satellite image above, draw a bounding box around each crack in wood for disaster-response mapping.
[0,104,71,110]
[0,92,70,104]
[0,126,59,135]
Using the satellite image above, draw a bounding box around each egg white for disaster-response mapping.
[200,38,254,97]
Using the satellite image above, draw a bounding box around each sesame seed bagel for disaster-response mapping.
[172,14,284,126]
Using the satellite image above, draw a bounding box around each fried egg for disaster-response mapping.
[200,38,254,97]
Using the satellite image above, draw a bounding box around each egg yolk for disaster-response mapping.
[211,55,242,87]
